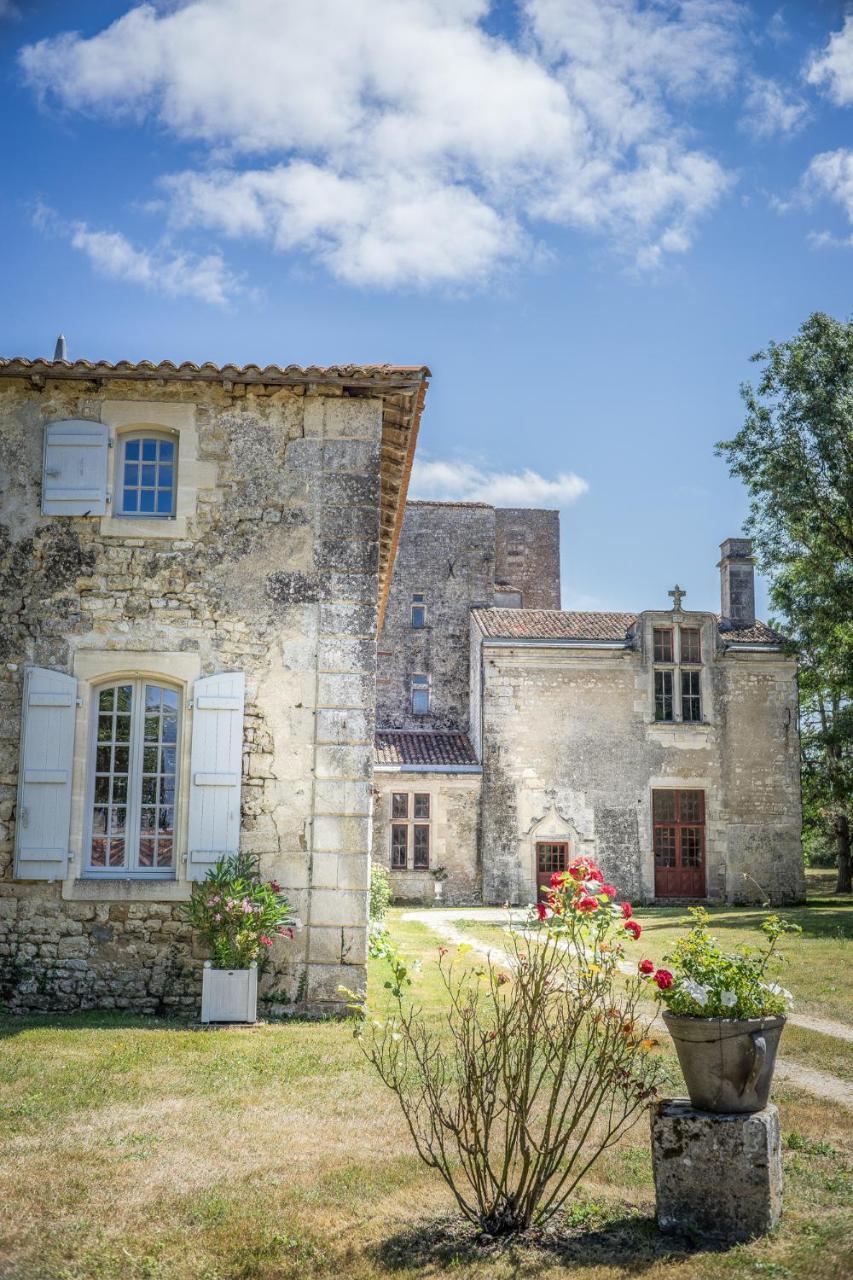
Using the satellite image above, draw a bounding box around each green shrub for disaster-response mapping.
[178,852,296,970]
[369,862,391,921]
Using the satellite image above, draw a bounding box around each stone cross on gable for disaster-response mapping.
[668,584,687,611]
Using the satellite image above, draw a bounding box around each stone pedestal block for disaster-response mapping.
[651,1099,782,1242]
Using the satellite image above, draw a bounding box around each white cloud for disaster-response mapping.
[802,149,853,222]
[19,0,743,290]
[739,75,808,139]
[806,15,853,107]
[35,204,240,305]
[410,457,589,506]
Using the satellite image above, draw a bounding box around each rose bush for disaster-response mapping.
[180,852,296,970]
[636,906,801,1019]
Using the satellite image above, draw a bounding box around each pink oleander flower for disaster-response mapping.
[270,880,281,893]
[260,935,273,948]
[241,899,253,914]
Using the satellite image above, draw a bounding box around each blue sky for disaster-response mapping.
[1,1,851,618]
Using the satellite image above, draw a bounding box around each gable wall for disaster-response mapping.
[0,377,382,1014]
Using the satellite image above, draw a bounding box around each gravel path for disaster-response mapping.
[401,907,853,1110]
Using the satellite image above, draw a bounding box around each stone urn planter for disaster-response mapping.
[201,960,258,1024]
[663,1011,786,1114]
[433,879,444,901]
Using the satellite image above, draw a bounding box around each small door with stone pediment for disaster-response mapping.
[536,841,569,899]
[653,789,706,898]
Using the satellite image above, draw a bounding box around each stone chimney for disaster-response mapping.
[718,538,755,629]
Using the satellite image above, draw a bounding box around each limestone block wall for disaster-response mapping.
[372,770,481,905]
[376,502,496,730]
[493,508,560,608]
[477,625,802,907]
[0,376,382,1014]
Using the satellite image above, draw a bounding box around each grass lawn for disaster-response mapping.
[1,910,851,1280]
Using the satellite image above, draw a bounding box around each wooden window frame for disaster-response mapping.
[652,625,703,724]
[411,593,426,630]
[117,430,178,519]
[85,679,181,879]
[389,791,431,871]
[411,673,430,716]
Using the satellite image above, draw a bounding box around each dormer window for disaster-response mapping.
[118,432,177,517]
[653,626,702,723]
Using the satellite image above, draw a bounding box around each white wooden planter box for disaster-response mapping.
[201,961,258,1024]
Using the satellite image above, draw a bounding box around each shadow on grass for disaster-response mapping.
[0,1009,326,1038]
[637,904,852,941]
[374,1211,735,1275]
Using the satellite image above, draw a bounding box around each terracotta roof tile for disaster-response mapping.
[473,609,638,640]
[375,731,479,767]
[472,609,783,646]
[0,357,430,385]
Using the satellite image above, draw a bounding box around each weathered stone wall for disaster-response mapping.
[376,502,496,731]
[477,613,803,907]
[494,508,560,608]
[375,501,561,732]
[372,770,481,905]
[0,377,382,1013]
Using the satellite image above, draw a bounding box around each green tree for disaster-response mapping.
[717,312,853,893]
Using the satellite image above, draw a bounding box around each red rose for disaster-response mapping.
[536,901,548,920]
[654,969,674,990]
[577,895,599,913]
[588,868,604,884]
[549,871,565,888]
[638,959,655,975]
[600,884,617,898]
[624,919,642,939]
[621,901,633,919]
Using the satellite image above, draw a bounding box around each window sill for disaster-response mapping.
[62,878,192,903]
[99,514,188,540]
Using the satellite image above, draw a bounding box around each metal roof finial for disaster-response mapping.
[53,333,67,362]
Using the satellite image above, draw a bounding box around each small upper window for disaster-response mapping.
[411,593,426,629]
[119,433,177,518]
[411,674,430,715]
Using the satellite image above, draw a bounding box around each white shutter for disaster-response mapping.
[14,667,77,880]
[42,419,108,516]
[186,672,245,881]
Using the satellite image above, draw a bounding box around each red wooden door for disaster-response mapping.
[653,790,706,898]
[537,842,568,899]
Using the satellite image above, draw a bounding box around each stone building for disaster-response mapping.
[372,501,560,904]
[0,352,428,1013]
[373,504,804,907]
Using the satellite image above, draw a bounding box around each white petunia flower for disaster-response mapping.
[766,982,794,1004]
[721,990,737,1008]
[681,978,710,1006]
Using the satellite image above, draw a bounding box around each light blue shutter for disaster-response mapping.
[186,672,245,881]
[14,667,77,880]
[42,419,108,515]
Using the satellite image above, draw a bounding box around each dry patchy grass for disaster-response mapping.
[0,914,851,1280]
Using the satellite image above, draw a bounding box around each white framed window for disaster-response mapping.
[411,673,430,715]
[390,792,431,869]
[117,431,177,518]
[411,593,426,629]
[85,679,180,877]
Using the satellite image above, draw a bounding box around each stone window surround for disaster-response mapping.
[644,614,712,728]
[98,399,217,540]
[62,649,202,902]
[389,789,431,869]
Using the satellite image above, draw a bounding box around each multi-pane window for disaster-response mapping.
[411,673,430,715]
[411,593,426,629]
[119,433,177,517]
[653,626,702,723]
[652,789,706,897]
[88,681,179,876]
[389,792,430,869]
